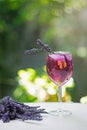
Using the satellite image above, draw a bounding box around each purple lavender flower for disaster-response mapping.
[24,48,40,55]
[0,96,47,123]
[24,39,53,55]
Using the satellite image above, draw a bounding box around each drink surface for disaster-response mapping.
[46,52,73,86]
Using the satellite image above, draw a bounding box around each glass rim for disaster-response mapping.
[48,51,72,55]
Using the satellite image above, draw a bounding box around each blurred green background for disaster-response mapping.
[0,0,87,103]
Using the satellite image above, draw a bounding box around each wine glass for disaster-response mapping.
[46,51,73,116]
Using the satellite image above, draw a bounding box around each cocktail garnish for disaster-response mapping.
[24,39,53,54]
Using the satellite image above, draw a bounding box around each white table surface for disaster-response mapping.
[0,102,87,130]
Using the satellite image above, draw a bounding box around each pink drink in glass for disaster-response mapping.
[46,52,73,87]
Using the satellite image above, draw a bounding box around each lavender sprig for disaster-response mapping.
[36,39,53,53]
[0,96,47,123]
[24,39,53,55]
[24,48,42,55]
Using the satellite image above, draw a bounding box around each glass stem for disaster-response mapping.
[58,86,62,102]
[58,86,62,112]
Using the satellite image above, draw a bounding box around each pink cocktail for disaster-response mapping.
[46,52,73,87]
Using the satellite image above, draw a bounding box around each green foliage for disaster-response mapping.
[0,0,87,102]
[80,96,87,104]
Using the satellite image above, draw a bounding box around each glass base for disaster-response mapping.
[49,109,72,116]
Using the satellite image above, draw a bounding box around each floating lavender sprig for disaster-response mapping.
[24,48,41,55]
[24,39,53,55]
[0,96,47,123]
[36,39,53,53]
